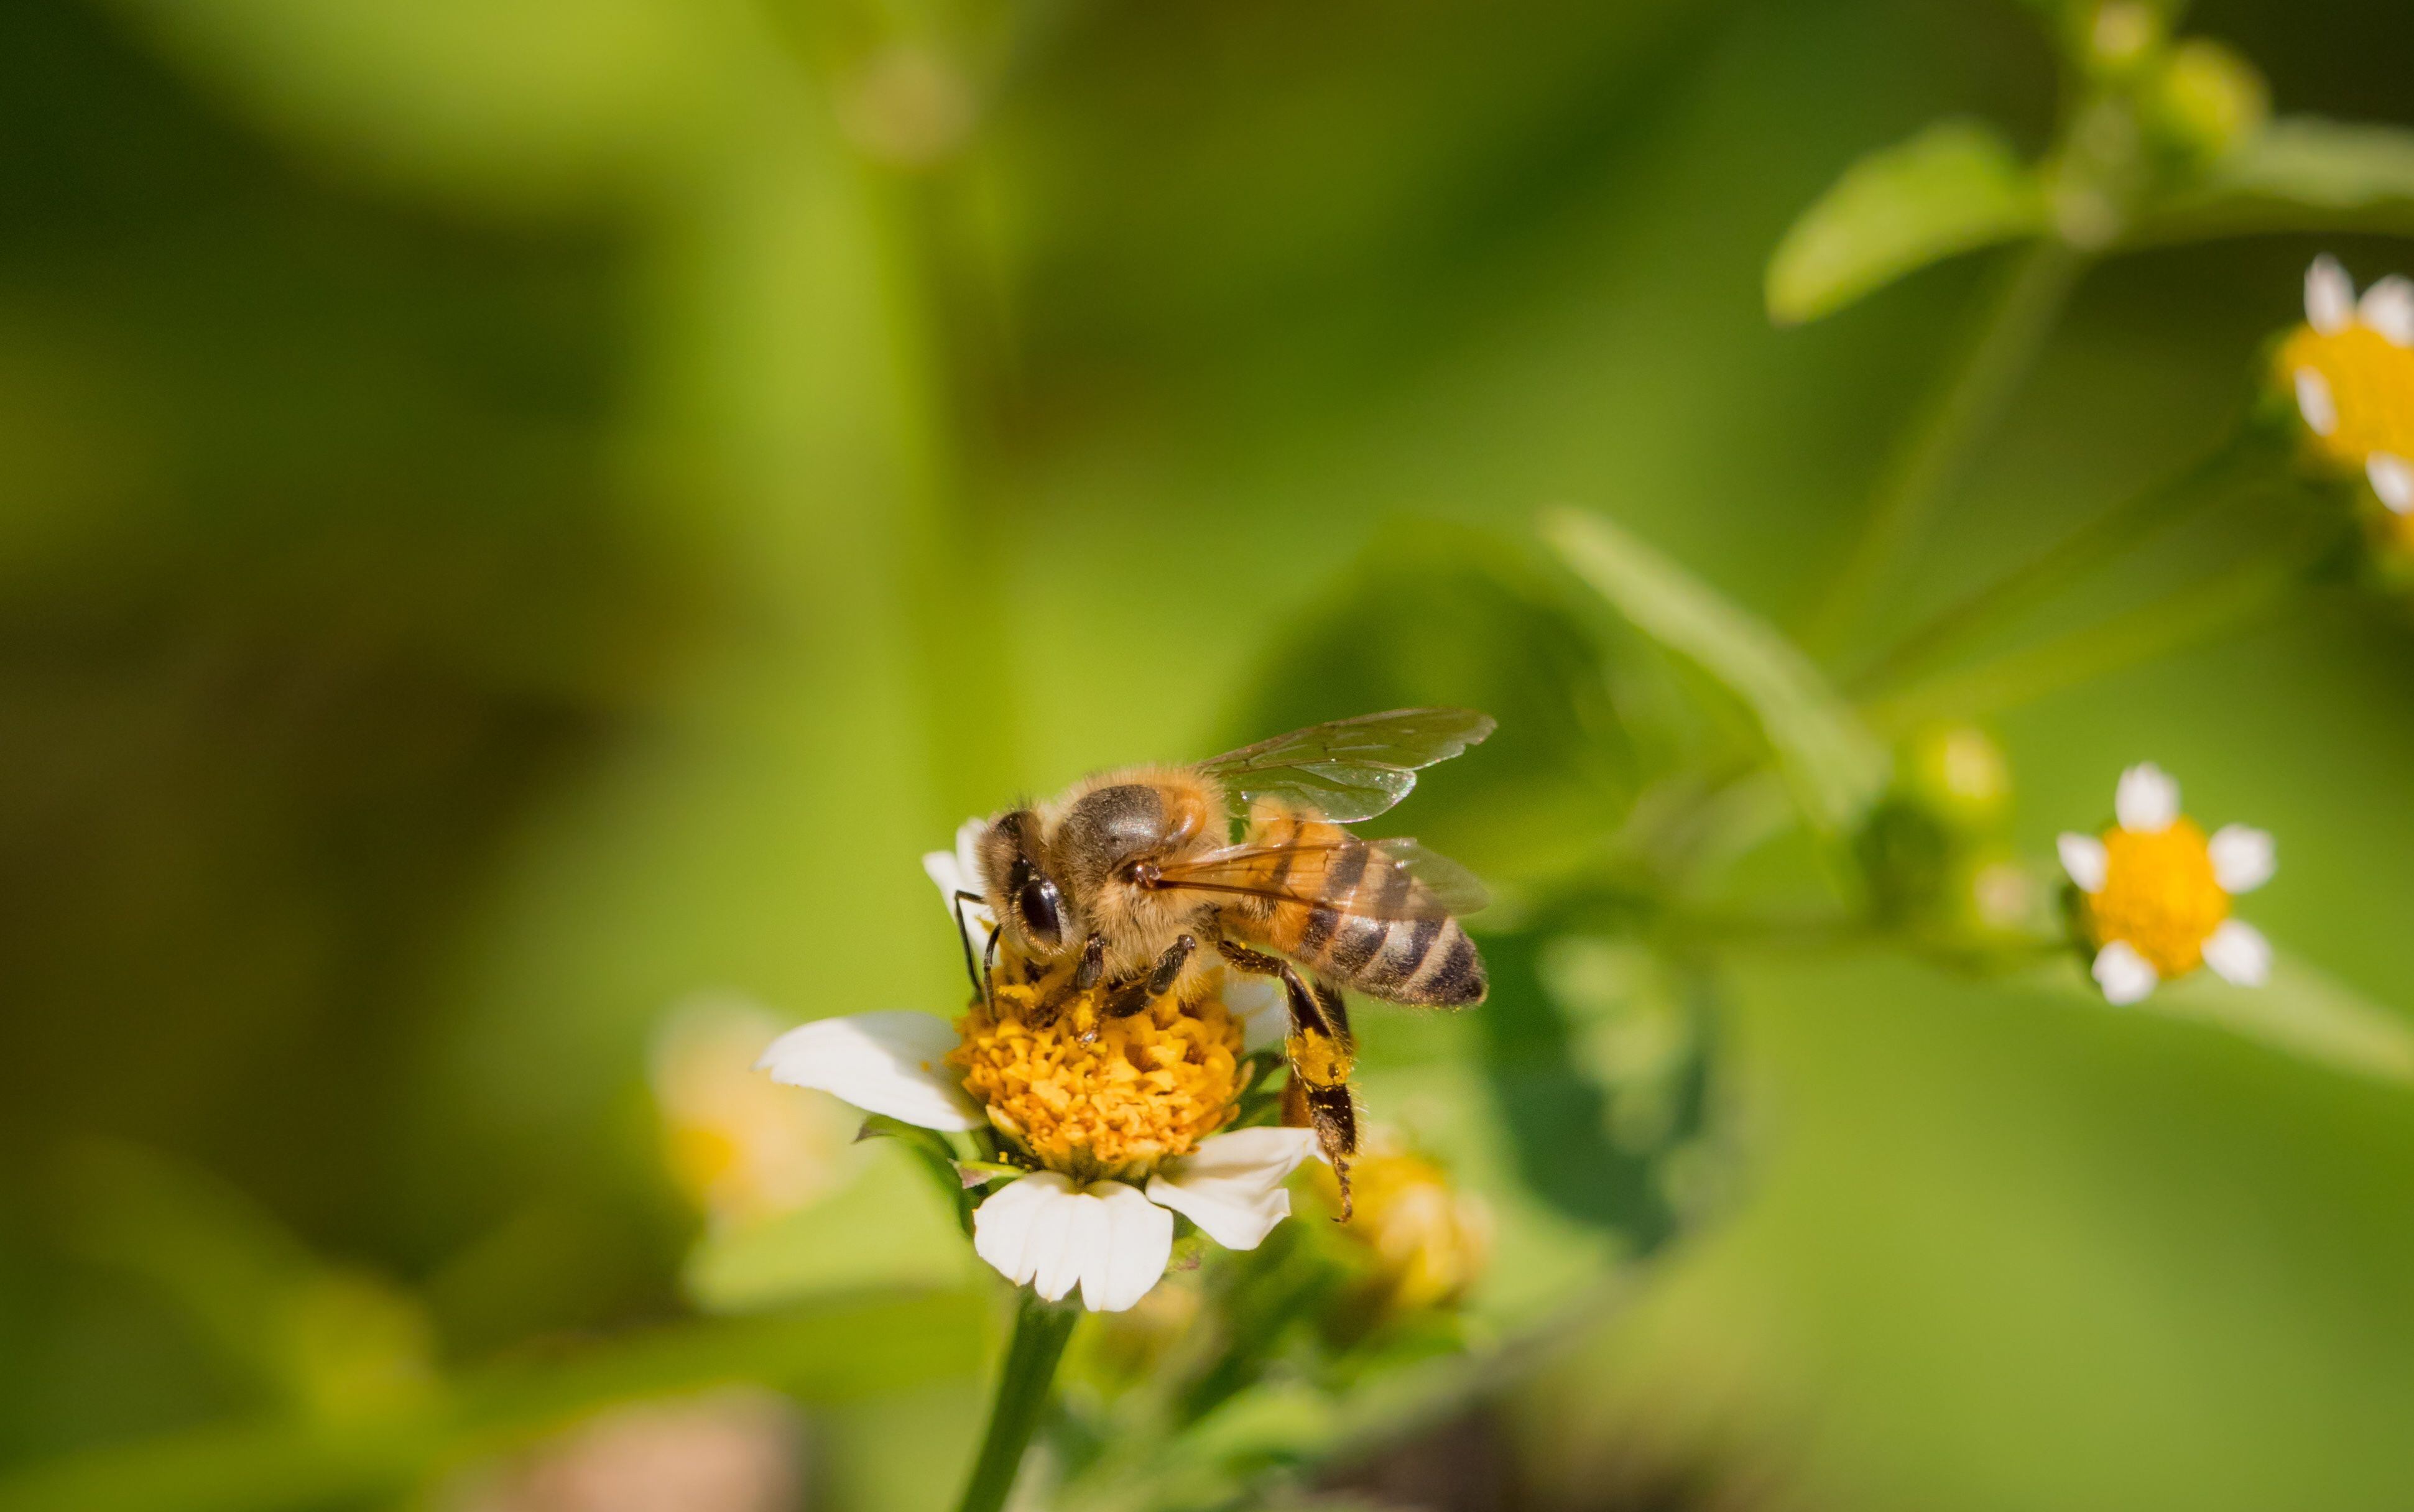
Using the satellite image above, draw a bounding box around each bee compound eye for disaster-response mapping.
[1018,877,1064,944]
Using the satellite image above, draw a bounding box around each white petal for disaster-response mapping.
[1218,970,1289,1054]
[2114,762,2181,833]
[1145,1127,1322,1251]
[2203,920,2272,987]
[971,1172,1063,1293]
[2370,454,2414,515]
[2361,275,2414,346]
[2092,941,2159,1005]
[923,816,997,944]
[756,1011,983,1131]
[2295,369,2338,438]
[1082,1182,1175,1312]
[970,1174,1171,1312]
[2058,832,2109,894]
[2306,256,2355,334]
[2208,824,2275,895]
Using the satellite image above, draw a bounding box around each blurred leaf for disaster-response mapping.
[55,1143,437,1420]
[1226,522,1649,885]
[1544,507,1886,837]
[1766,119,2046,325]
[98,0,718,213]
[2140,116,2414,241]
[2141,951,2414,1086]
[683,1145,973,1312]
[0,1291,987,1512]
[1475,932,1716,1248]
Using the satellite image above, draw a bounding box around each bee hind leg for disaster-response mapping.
[1216,943,1361,1218]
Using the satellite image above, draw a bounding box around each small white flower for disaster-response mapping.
[2306,256,2356,336]
[770,1009,1320,1310]
[2201,918,2273,988]
[2369,454,2414,515]
[2057,832,2109,893]
[2092,941,2158,1005]
[2068,766,2275,1005]
[2114,762,2181,833]
[2206,823,2276,895]
[2361,275,2414,348]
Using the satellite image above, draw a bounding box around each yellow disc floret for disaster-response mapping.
[2081,818,2231,977]
[952,982,1245,1181]
[1315,1146,1490,1315]
[2278,323,2414,471]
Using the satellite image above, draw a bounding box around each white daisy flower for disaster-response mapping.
[755,821,1320,1312]
[2058,765,2273,1003]
[650,995,856,1228]
[2280,259,2414,517]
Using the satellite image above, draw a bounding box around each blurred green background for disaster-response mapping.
[6,0,2414,1506]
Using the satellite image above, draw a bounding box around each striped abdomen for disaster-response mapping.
[1234,809,1486,1007]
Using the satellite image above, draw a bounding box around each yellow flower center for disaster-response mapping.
[2081,818,2231,977]
[951,979,1245,1181]
[1312,1149,1487,1315]
[2278,323,2414,469]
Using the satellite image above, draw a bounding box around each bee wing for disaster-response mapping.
[1150,837,1491,918]
[1197,708,1497,824]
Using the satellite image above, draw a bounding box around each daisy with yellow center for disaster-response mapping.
[2278,256,2414,517]
[651,995,855,1230]
[1306,1135,1491,1318]
[755,821,1313,1314]
[2057,763,2274,1005]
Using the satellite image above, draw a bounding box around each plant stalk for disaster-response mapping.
[1805,237,2089,655]
[955,1291,1080,1512]
[1847,432,2273,696]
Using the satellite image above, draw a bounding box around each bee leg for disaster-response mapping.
[1213,943,1359,1217]
[1040,934,1106,1027]
[981,924,1001,1016]
[950,892,986,1003]
[1102,934,1196,1020]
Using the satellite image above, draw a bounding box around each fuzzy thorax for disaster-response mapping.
[951,978,1246,1182]
[2079,818,2231,977]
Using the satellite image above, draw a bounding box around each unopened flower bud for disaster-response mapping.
[2083,1,2165,81]
[2145,39,2268,165]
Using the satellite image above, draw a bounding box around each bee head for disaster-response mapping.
[978,809,1071,957]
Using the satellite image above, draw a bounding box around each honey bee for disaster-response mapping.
[951,709,1495,1213]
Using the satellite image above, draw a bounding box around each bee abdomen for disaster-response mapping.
[1290,839,1487,1007]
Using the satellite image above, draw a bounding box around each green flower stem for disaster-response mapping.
[1862,545,2311,732]
[1847,432,2275,696]
[1805,237,2089,655]
[955,1290,1080,1512]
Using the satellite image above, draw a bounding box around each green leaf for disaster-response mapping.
[1542,508,1887,836]
[1767,119,2047,325]
[2144,950,2414,1086]
[2140,116,2414,241]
